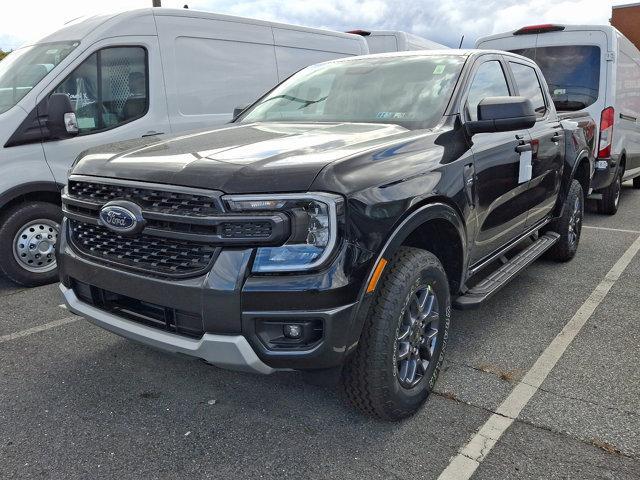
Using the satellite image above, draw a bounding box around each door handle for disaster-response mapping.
[551,132,562,143]
[142,131,164,137]
[516,143,532,153]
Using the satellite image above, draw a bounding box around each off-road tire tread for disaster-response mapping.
[343,247,448,420]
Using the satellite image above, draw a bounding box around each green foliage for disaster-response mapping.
[0,50,9,61]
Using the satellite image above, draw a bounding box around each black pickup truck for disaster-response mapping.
[58,50,595,420]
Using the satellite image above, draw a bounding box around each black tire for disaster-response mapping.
[546,180,584,262]
[598,169,622,215]
[633,176,640,189]
[0,202,62,287]
[343,247,451,421]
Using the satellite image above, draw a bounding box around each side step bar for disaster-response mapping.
[454,232,560,310]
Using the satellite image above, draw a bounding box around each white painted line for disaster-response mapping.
[0,316,79,344]
[583,225,640,234]
[438,234,640,480]
[58,304,67,309]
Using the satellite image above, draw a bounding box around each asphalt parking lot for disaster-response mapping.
[1,184,639,480]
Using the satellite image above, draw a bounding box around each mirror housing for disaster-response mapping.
[232,105,248,121]
[48,93,79,139]
[466,96,536,135]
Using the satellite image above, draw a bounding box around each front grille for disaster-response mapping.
[67,179,222,216]
[63,176,289,276]
[72,279,204,339]
[70,220,217,276]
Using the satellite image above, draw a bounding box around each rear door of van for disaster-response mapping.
[155,14,279,131]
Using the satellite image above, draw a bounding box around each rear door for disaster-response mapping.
[507,59,564,227]
[463,55,532,264]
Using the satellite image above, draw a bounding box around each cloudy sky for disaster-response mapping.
[0,0,631,51]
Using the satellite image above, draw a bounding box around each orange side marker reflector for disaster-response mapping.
[366,258,388,294]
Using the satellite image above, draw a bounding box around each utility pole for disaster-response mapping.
[152,0,161,7]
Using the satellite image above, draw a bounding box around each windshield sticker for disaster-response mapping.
[433,64,446,75]
[376,112,408,119]
[554,88,567,95]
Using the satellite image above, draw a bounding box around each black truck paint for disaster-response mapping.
[58,50,595,418]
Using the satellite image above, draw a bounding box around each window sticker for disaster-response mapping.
[77,117,96,129]
[376,112,408,119]
[433,64,446,75]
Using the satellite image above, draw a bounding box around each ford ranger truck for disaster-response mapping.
[58,50,595,420]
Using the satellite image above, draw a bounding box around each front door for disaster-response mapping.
[464,57,532,264]
[37,37,169,185]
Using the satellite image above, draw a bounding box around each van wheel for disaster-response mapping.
[546,180,583,262]
[0,202,62,287]
[598,170,622,215]
[633,177,640,189]
[343,247,450,421]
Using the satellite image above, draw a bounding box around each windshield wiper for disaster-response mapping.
[258,94,328,109]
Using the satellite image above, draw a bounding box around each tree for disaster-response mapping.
[0,50,9,61]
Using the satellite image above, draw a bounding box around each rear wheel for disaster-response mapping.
[598,169,622,215]
[546,179,584,262]
[633,177,640,189]
[0,202,62,287]
[343,247,450,420]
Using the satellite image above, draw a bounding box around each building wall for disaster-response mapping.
[612,3,640,51]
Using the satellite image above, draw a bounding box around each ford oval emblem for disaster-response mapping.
[99,201,144,234]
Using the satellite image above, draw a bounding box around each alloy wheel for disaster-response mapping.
[395,284,440,389]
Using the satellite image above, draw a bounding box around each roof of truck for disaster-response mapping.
[477,24,620,44]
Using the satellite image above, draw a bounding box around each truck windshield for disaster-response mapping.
[510,46,600,111]
[0,41,78,115]
[239,55,465,129]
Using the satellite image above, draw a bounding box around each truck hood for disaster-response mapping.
[73,122,414,193]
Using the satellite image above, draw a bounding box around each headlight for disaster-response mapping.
[223,193,343,272]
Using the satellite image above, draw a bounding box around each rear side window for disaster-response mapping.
[510,46,600,111]
[466,61,510,121]
[53,46,148,134]
[509,62,547,118]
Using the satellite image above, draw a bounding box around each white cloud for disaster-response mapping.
[0,0,629,51]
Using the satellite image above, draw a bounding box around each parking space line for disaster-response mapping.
[583,225,640,234]
[0,316,79,344]
[437,234,640,480]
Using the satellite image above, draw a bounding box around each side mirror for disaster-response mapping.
[466,96,536,135]
[48,93,79,139]
[232,105,248,121]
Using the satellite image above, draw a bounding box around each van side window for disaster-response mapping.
[466,61,510,121]
[53,47,148,134]
[509,62,547,118]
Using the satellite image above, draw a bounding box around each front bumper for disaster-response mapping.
[61,284,275,374]
[57,219,370,372]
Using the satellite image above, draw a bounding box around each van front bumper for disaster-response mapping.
[61,284,275,374]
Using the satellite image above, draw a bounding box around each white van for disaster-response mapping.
[476,24,640,215]
[0,8,368,286]
[347,30,447,53]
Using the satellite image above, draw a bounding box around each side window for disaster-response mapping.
[466,61,510,121]
[53,47,148,134]
[510,62,547,118]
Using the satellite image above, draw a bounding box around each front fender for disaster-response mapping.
[344,202,467,354]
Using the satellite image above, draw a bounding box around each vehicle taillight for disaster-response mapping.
[513,24,565,35]
[598,107,615,159]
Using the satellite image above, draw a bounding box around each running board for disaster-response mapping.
[454,232,560,310]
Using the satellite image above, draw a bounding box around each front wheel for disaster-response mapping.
[633,176,640,189]
[546,179,584,262]
[343,247,450,420]
[0,202,62,287]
